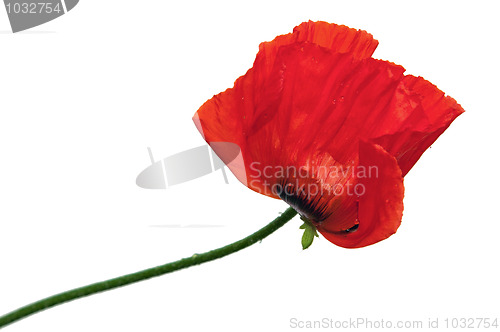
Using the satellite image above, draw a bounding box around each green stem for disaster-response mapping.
[0,208,297,329]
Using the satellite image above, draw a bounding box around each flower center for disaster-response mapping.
[275,178,331,222]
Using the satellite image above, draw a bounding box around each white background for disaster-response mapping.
[0,1,498,331]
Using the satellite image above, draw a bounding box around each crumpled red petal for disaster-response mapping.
[317,141,404,248]
[254,21,379,85]
[372,76,464,175]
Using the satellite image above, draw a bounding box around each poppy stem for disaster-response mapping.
[0,207,298,329]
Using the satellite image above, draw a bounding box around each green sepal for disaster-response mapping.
[299,216,319,250]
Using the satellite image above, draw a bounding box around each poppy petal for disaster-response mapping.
[254,21,379,84]
[194,69,268,195]
[372,76,465,175]
[317,141,404,248]
[256,42,407,165]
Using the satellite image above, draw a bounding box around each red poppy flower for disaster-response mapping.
[193,21,464,248]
